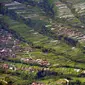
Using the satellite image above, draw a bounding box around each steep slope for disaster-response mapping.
[1,0,85,85]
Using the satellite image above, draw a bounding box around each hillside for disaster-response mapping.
[0,0,85,85]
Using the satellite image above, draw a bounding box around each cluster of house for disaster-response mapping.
[1,62,50,73]
[57,27,85,41]
[0,63,17,71]
[0,63,37,73]
[49,22,85,42]
[21,58,50,67]
[0,28,23,59]
[17,66,37,73]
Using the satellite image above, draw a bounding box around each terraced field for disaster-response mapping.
[1,0,85,85]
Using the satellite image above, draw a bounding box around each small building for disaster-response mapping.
[31,82,45,85]
[56,79,69,85]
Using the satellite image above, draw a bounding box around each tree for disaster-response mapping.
[38,0,55,17]
[5,76,13,85]
[76,80,81,85]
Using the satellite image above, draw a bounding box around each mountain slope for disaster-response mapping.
[1,0,85,85]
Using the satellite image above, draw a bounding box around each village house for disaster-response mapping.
[56,79,69,85]
[9,64,16,71]
[31,82,45,85]
[21,58,50,67]
[2,63,17,71]
[2,64,9,69]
